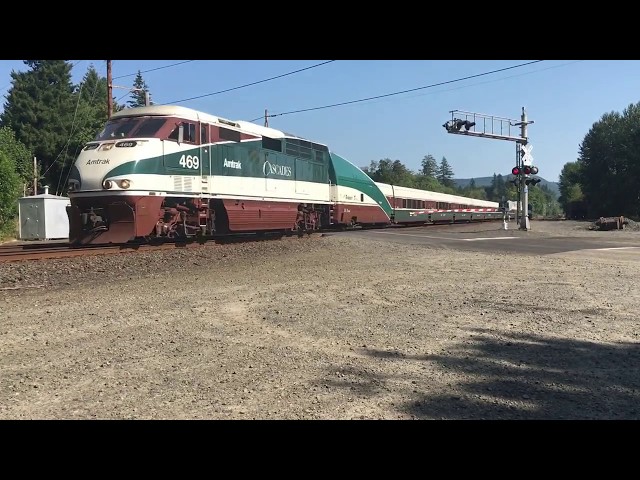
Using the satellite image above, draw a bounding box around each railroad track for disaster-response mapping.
[0,232,289,263]
[0,220,502,263]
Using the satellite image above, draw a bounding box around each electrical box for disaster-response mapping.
[18,192,71,241]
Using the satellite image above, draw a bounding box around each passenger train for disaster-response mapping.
[65,105,502,245]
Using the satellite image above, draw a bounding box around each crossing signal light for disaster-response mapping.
[443,119,476,132]
[523,165,539,175]
[512,166,521,176]
[525,178,541,186]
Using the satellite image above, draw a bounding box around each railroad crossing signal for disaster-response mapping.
[512,166,521,176]
[523,165,538,175]
[525,177,541,186]
[520,143,533,165]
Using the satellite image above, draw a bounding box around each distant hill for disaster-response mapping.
[454,175,560,198]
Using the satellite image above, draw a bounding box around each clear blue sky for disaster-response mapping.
[1,60,637,183]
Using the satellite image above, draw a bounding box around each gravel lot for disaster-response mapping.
[1,220,639,419]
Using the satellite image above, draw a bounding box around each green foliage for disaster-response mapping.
[574,102,640,218]
[363,159,416,187]
[420,154,438,177]
[0,150,21,231]
[127,71,153,108]
[0,60,76,186]
[0,61,127,196]
[0,126,33,184]
[437,156,455,187]
[362,156,492,201]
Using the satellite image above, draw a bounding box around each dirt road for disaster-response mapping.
[1,221,639,419]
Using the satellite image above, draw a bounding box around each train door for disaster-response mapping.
[200,123,212,195]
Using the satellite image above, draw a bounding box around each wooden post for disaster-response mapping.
[33,156,37,196]
[107,60,113,118]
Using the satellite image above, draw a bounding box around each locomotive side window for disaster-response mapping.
[167,122,196,143]
[183,123,196,143]
[219,127,241,143]
[262,136,282,152]
[168,126,179,141]
[201,124,209,144]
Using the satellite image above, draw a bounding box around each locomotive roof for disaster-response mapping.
[111,105,327,146]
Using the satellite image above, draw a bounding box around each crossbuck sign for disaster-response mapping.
[520,143,533,166]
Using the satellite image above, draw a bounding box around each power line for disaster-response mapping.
[112,60,196,80]
[249,60,545,122]
[334,60,585,110]
[163,60,336,105]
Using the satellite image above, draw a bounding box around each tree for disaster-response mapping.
[577,102,640,218]
[420,154,438,177]
[0,150,21,233]
[469,178,476,189]
[127,71,153,108]
[0,126,34,186]
[558,161,586,219]
[484,173,507,202]
[364,158,415,187]
[437,156,455,187]
[0,60,76,189]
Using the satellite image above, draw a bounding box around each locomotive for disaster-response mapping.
[65,105,501,245]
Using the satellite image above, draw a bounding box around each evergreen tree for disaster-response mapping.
[576,102,640,218]
[0,126,34,186]
[127,71,153,108]
[0,150,21,232]
[437,156,455,187]
[0,60,76,188]
[420,154,438,177]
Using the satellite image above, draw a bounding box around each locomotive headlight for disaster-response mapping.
[118,179,131,189]
[67,180,80,191]
[102,180,113,189]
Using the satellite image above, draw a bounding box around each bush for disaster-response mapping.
[0,150,21,232]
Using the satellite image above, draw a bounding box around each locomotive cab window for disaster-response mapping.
[131,118,166,138]
[95,117,140,140]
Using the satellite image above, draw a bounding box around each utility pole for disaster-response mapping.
[518,108,530,230]
[264,109,269,127]
[33,156,37,196]
[443,107,535,231]
[513,107,535,230]
[107,60,113,119]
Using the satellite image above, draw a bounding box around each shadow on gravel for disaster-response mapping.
[363,329,640,419]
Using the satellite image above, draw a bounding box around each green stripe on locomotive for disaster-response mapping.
[104,140,331,184]
[328,153,393,216]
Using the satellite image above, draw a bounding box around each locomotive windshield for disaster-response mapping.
[95,116,166,141]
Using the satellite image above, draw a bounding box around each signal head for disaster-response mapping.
[512,166,521,176]
[530,165,539,175]
[523,165,532,175]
